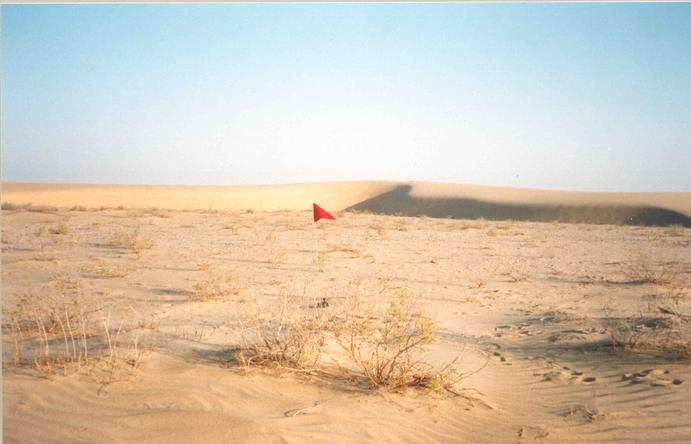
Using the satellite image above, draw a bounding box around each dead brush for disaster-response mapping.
[89,310,146,388]
[375,225,390,240]
[191,273,241,302]
[269,250,287,267]
[233,292,328,372]
[4,275,97,377]
[3,275,148,381]
[49,223,71,235]
[667,224,686,237]
[624,253,680,286]
[228,284,483,397]
[605,282,690,356]
[82,261,129,278]
[108,226,153,252]
[1,203,59,213]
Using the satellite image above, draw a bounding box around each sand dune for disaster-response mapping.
[3,181,690,226]
[348,183,691,227]
[0,181,399,212]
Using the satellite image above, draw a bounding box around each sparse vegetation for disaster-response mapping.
[605,275,690,356]
[333,288,471,394]
[1,202,59,213]
[49,223,71,235]
[234,292,327,370]
[667,224,686,237]
[232,286,476,396]
[3,275,145,382]
[191,273,241,302]
[375,225,390,239]
[625,255,678,285]
[108,226,154,252]
[83,261,129,278]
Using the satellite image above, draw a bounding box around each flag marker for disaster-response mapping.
[313,203,335,223]
[312,203,335,306]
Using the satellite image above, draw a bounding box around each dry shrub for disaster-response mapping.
[197,260,211,271]
[610,251,690,355]
[49,223,70,235]
[333,289,469,394]
[82,261,129,278]
[2,203,59,213]
[667,224,686,237]
[234,292,327,370]
[376,225,390,240]
[108,226,153,251]
[3,275,145,381]
[624,252,681,286]
[231,286,477,396]
[1,202,19,210]
[146,207,170,218]
[606,281,690,356]
[191,273,241,302]
[269,250,287,267]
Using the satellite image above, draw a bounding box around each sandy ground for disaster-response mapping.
[2,183,691,443]
[3,208,691,442]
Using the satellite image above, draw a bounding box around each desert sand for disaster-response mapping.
[2,181,691,443]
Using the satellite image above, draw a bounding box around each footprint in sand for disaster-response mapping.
[491,350,513,366]
[542,368,597,384]
[623,369,684,387]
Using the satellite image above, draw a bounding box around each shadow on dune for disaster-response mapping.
[345,185,691,227]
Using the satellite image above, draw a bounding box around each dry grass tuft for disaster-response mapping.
[605,273,690,356]
[108,226,154,252]
[3,275,146,381]
[82,261,129,278]
[191,273,241,302]
[667,224,686,237]
[1,202,59,213]
[375,225,390,240]
[49,223,71,235]
[234,292,327,371]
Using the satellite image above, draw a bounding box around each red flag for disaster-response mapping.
[313,203,335,222]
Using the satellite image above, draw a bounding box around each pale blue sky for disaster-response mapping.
[2,4,690,191]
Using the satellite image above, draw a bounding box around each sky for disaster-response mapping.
[2,4,690,192]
